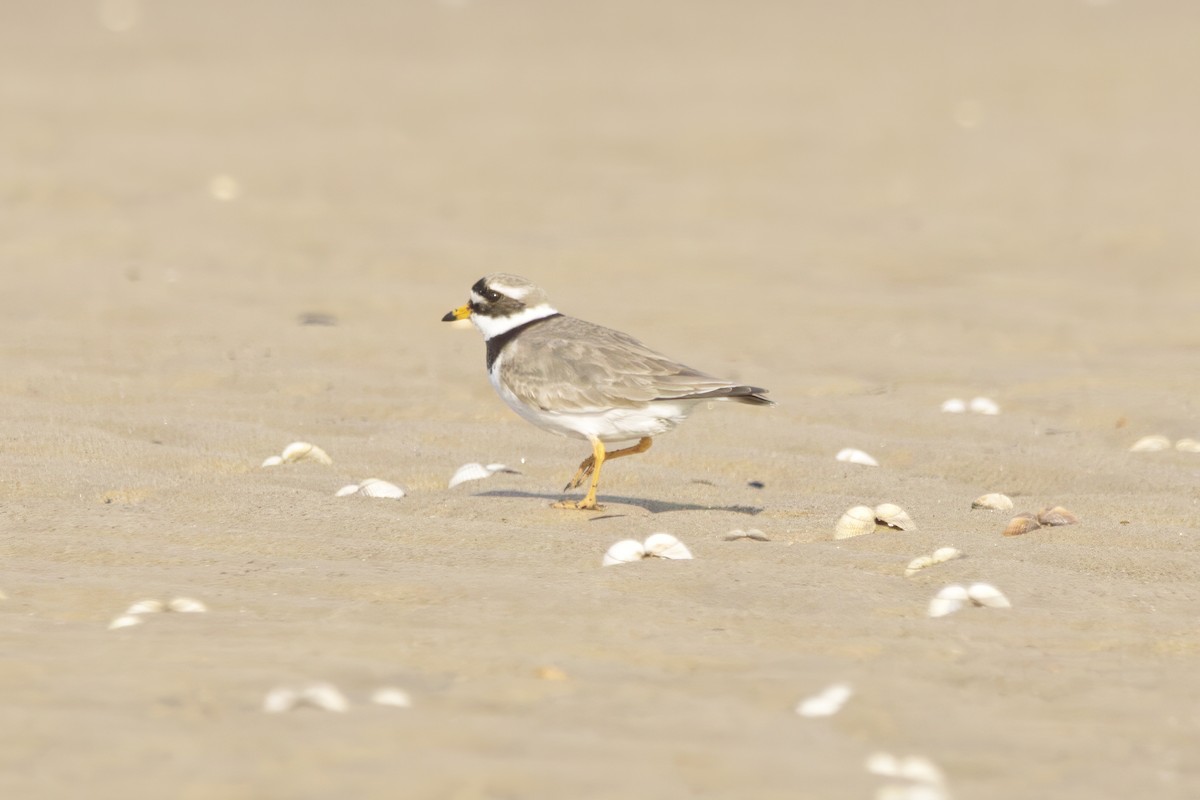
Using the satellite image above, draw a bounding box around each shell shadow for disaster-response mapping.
[474,490,764,516]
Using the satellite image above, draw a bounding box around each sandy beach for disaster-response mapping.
[2,1,1198,798]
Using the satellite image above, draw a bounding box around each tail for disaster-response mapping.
[672,385,775,406]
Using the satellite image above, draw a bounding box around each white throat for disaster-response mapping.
[472,303,558,340]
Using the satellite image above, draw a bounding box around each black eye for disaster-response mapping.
[483,288,502,303]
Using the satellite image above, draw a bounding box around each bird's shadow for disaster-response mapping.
[474,490,763,516]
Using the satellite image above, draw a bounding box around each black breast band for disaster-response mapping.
[486,313,563,371]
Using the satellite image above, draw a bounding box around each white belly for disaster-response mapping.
[489,367,695,444]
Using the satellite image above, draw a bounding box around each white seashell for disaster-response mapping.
[969,396,1000,415]
[866,751,902,777]
[167,597,207,613]
[335,484,361,497]
[262,686,299,714]
[940,398,966,413]
[795,682,854,718]
[835,505,877,539]
[1176,438,1200,453]
[448,462,516,489]
[125,599,165,615]
[1129,434,1171,452]
[602,539,646,566]
[108,614,145,630]
[261,455,284,468]
[895,755,947,786]
[967,583,1011,608]
[971,492,1013,511]
[642,533,693,560]
[356,478,406,499]
[931,547,963,564]
[281,441,333,465]
[723,528,769,541]
[904,556,935,577]
[836,448,879,467]
[928,584,969,618]
[874,503,917,532]
[300,682,349,713]
[370,687,412,708]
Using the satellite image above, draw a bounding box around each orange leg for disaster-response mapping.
[554,437,652,510]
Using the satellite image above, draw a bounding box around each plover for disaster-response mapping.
[443,274,773,510]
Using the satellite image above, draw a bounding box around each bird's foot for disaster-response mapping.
[563,456,596,491]
[551,498,604,511]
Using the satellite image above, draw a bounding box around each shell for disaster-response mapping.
[262,687,299,713]
[1129,434,1171,452]
[928,584,969,618]
[931,547,963,564]
[969,396,1000,415]
[300,682,349,713]
[1036,506,1079,527]
[280,441,333,465]
[335,484,361,497]
[167,597,207,613]
[261,455,284,468]
[448,462,517,489]
[940,398,966,413]
[835,448,879,467]
[357,479,406,499]
[125,599,165,615]
[904,556,935,577]
[874,503,916,532]
[971,493,1013,511]
[1002,513,1041,537]
[723,529,769,542]
[795,682,854,718]
[834,505,877,539]
[643,533,693,560]
[1176,438,1200,453]
[370,687,413,708]
[107,614,144,630]
[602,539,646,566]
[967,583,1011,608]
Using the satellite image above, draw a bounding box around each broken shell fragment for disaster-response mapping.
[967,583,1011,608]
[1003,512,1042,537]
[835,505,877,539]
[1176,438,1200,453]
[107,614,145,630]
[280,441,333,465]
[971,493,1013,511]
[262,687,299,713]
[928,584,969,618]
[261,455,284,468]
[265,682,352,713]
[642,533,693,560]
[602,539,647,566]
[940,398,966,413]
[723,528,770,541]
[167,597,207,613]
[932,547,963,563]
[1036,506,1079,527]
[370,687,412,708]
[874,503,916,532]
[969,396,1000,415]
[335,484,361,497]
[448,462,517,489]
[1129,434,1171,452]
[796,682,854,718]
[126,599,165,615]
[835,448,879,467]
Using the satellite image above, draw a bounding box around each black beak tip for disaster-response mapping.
[441,311,457,322]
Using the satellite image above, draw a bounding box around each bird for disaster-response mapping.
[442,274,773,510]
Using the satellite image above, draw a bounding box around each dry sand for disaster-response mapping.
[2,1,1199,798]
